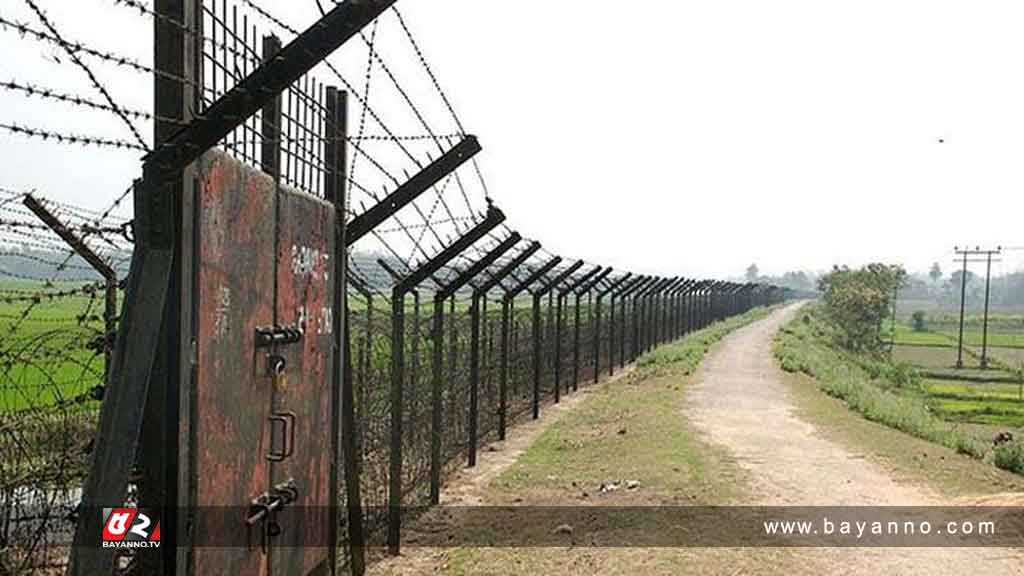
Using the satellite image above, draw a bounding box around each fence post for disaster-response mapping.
[669,280,681,339]
[22,196,120,379]
[429,296,444,504]
[469,295,481,465]
[649,278,665,351]
[554,291,564,403]
[388,289,405,555]
[632,281,644,361]
[695,282,705,331]
[665,279,681,343]
[325,86,365,575]
[532,293,543,417]
[129,1,200,573]
[573,293,581,391]
[659,278,674,344]
[693,281,706,332]
[676,280,694,338]
[387,207,506,554]
[499,298,511,437]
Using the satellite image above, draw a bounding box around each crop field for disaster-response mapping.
[889,310,1024,350]
[0,281,109,413]
[922,379,1024,427]
[886,312,1024,428]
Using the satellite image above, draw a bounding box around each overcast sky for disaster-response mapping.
[2,0,1023,279]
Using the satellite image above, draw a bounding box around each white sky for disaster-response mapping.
[2,0,1023,279]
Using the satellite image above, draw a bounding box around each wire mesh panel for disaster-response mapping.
[441,302,472,465]
[506,303,535,422]
[350,293,390,533]
[578,295,598,386]
[396,294,432,510]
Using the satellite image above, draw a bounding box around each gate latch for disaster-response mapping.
[245,478,299,527]
[255,325,303,348]
[245,478,299,552]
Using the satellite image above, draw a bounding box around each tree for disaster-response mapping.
[745,263,759,282]
[817,263,907,352]
[780,271,813,292]
[911,311,927,332]
[929,262,942,283]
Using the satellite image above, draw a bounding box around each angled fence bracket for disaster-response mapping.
[347,137,482,245]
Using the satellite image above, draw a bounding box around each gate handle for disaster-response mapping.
[267,411,297,462]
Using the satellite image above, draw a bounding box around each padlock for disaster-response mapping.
[274,366,289,393]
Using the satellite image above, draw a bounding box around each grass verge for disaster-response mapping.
[774,304,1024,477]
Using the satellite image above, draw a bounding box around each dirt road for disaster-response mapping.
[687,303,1024,575]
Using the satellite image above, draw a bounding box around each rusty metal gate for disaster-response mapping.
[191,152,338,575]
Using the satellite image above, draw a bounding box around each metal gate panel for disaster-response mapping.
[194,152,276,575]
[191,151,336,575]
[270,187,336,576]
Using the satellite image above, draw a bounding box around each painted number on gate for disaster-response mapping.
[297,305,333,336]
[291,244,329,283]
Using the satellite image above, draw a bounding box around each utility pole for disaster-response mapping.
[953,246,1002,369]
[980,247,1002,369]
[890,282,898,356]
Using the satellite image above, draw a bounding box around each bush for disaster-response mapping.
[994,442,1024,474]
[911,311,927,332]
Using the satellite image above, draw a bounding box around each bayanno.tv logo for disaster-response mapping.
[101,508,161,549]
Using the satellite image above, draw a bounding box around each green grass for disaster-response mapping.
[889,324,957,347]
[497,305,775,497]
[774,304,1024,475]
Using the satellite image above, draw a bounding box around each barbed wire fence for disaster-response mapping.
[0,1,790,574]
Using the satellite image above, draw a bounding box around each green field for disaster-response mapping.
[887,334,1024,428]
[0,281,108,413]
[888,310,1024,350]
[922,379,1024,427]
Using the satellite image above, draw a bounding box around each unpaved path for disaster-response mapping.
[687,303,1024,575]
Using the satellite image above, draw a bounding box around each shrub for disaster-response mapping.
[994,442,1024,474]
